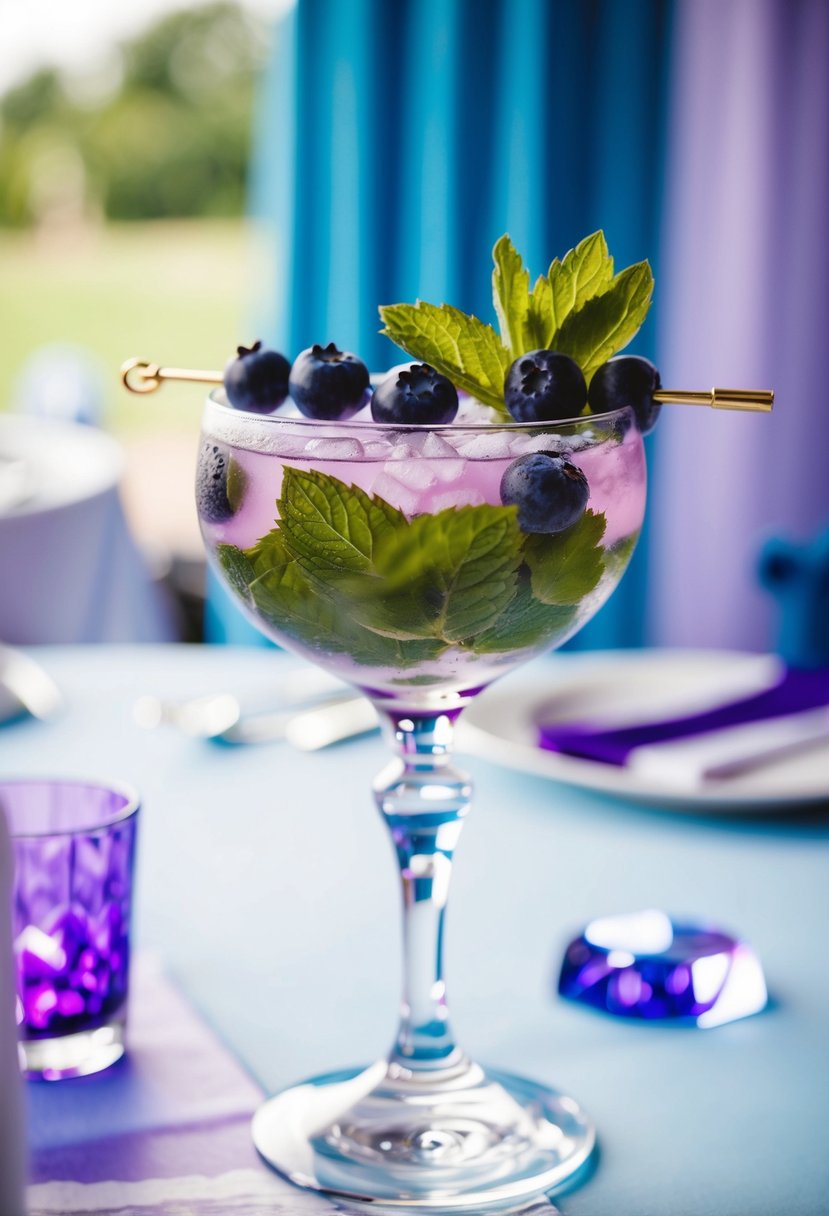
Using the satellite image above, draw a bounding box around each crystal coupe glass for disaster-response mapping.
[197,390,647,1209]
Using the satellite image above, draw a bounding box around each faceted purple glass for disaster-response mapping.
[2,780,139,1044]
[558,910,767,1027]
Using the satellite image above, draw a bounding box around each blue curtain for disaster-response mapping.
[219,0,829,656]
[209,0,675,647]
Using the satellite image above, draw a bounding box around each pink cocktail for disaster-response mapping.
[198,396,645,711]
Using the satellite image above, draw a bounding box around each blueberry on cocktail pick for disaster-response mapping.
[223,341,291,413]
[504,350,587,423]
[288,342,370,420]
[500,452,589,534]
[371,363,459,425]
[588,355,662,435]
[197,441,245,523]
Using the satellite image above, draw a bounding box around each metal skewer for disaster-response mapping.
[652,388,774,412]
[120,357,774,412]
[120,358,223,395]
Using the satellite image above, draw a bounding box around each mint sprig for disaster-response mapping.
[215,467,628,669]
[379,230,653,408]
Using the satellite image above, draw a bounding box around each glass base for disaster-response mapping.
[19,1020,126,1080]
[252,1059,595,1210]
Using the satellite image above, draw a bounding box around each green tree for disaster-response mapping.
[0,2,265,227]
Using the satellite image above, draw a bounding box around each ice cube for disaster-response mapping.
[304,437,365,460]
[416,432,466,482]
[431,458,465,484]
[431,488,486,511]
[457,433,512,459]
[422,431,460,459]
[386,442,419,461]
[364,439,394,459]
[275,434,317,458]
[398,431,431,454]
[382,460,437,490]
[508,432,562,457]
[371,473,420,515]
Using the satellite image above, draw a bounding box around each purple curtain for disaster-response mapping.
[649,0,829,650]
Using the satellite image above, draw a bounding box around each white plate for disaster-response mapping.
[458,650,829,812]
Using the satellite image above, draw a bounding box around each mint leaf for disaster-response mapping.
[471,567,579,653]
[372,503,523,642]
[525,232,615,352]
[604,530,640,581]
[551,261,654,382]
[524,510,607,605]
[492,235,530,356]
[215,543,256,604]
[277,466,405,575]
[527,274,554,349]
[379,301,511,416]
[548,231,615,331]
[247,528,353,652]
[247,528,446,666]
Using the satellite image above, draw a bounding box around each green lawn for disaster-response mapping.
[0,218,254,433]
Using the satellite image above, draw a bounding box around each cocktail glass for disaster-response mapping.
[197,391,646,1209]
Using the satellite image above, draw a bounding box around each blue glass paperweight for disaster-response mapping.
[558,910,767,1028]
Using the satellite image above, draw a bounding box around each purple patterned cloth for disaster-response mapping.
[538,666,829,765]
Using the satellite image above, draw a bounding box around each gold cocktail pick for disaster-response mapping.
[120,357,774,412]
[652,388,774,412]
[120,358,223,395]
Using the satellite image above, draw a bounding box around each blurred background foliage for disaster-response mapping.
[0,2,265,441]
[0,2,264,229]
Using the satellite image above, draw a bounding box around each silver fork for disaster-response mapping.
[133,688,378,750]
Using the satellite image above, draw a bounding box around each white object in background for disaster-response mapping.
[0,415,175,644]
[0,803,26,1216]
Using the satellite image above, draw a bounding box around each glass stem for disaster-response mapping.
[373,709,472,1076]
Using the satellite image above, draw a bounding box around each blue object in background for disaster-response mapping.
[758,527,829,669]
[13,343,105,427]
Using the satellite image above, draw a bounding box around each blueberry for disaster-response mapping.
[588,355,662,435]
[500,452,589,534]
[223,341,290,413]
[288,342,370,420]
[371,363,459,425]
[196,442,246,523]
[504,350,587,422]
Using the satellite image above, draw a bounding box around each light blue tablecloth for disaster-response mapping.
[7,646,829,1216]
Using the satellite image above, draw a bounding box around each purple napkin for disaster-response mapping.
[538,666,829,766]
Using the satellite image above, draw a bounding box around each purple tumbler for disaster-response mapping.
[1,779,139,1079]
